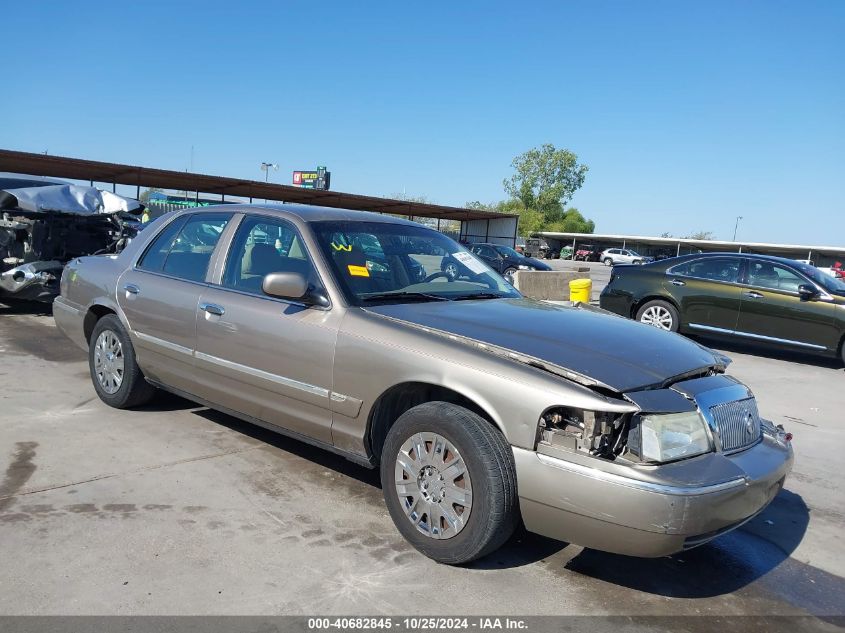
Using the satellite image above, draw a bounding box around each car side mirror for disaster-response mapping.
[263,272,330,308]
[797,284,819,301]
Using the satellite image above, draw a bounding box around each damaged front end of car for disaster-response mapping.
[524,370,794,556]
[0,182,142,302]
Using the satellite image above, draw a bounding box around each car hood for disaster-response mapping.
[364,298,727,393]
[521,256,550,270]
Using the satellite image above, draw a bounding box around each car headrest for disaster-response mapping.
[242,243,282,276]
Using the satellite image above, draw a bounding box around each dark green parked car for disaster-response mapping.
[600,253,845,364]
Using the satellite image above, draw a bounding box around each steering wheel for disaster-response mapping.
[422,271,452,283]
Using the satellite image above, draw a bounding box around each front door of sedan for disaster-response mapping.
[734,260,838,351]
[664,257,744,333]
[117,212,232,393]
[192,215,339,443]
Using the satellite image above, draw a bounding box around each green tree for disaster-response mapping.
[138,187,163,204]
[546,207,595,233]
[503,144,589,221]
[685,230,714,240]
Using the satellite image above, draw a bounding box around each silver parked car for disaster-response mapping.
[54,204,793,564]
[601,248,652,266]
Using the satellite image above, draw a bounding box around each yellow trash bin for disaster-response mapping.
[569,278,592,303]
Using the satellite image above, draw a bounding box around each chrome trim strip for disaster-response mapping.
[194,351,330,398]
[134,331,193,356]
[53,298,81,315]
[535,453,747,496]
[688,323,732,335]
[687,323,828,351]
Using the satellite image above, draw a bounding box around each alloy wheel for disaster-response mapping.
[93,330,125,394]
[394,432,473,540]
[640,305,674,330]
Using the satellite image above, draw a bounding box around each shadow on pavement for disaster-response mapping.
[189,406,382,490]
[0,299,53,316]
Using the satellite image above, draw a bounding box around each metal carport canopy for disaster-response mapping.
[0,149,515,223]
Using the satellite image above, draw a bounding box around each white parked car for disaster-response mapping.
[600,248,652,266]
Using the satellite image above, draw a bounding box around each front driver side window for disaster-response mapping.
[223,216,319,295]
[747,262,805,293]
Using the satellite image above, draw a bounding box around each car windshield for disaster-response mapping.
[494,245,523,258]
[794,262,845,296]
[311,220,521,305]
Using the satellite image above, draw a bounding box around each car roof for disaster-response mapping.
[178,202,422,227]
[666,252,812,267]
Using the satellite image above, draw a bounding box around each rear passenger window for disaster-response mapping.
[137,216,187,272]
[671,258,740,283]
[138,213,231,282]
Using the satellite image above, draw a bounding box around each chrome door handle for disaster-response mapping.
[745,291,764,299]
[124,283,140,295]
[670,279,685,286]
[199,302,225,316]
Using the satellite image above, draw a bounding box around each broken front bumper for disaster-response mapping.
[514,433,793,557]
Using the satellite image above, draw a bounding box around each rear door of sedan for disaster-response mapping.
[117,212,233,394]
[734,260,838,352]
[191,213,340,443]
[663,256,745,333]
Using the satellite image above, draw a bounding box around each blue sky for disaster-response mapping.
[4,1,843,244]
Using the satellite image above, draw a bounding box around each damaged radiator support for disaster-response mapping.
[0,212,135,302]
[538,407,626,459]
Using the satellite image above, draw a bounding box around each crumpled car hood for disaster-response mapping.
[0,184,142,216]
[364,298,726,392]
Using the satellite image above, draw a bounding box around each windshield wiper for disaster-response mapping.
[451,292,507,301]
[362,291,452,303]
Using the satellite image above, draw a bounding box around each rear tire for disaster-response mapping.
[503,267,518,284]
[89,314,157,409]
[636,300,680,332]
[380,402,518,565]
[603,258,613,266]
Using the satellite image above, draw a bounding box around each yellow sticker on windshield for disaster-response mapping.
[332,242,352,252]
[348,265,370,277]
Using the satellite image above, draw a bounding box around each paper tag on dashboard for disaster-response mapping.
[452,251,488,275]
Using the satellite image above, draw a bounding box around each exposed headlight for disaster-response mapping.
[628,411,712,463]
[518,264,535,270]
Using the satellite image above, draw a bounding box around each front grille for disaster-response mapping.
[709,397,761,452]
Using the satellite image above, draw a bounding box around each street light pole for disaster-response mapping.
[733,216,743,241]
[260,162,278,202]
[260,162,278,183]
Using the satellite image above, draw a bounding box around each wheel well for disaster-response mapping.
[631,295,679,320]
[366,382,495,464]
[83,305,116,343]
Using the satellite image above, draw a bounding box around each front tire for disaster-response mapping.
[89,314,157,408]
[636,299,680,332]
[380,402,518,565]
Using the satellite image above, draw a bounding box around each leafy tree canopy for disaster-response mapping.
[503,144,588,220]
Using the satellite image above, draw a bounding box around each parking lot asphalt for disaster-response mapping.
[0,302,843,624]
